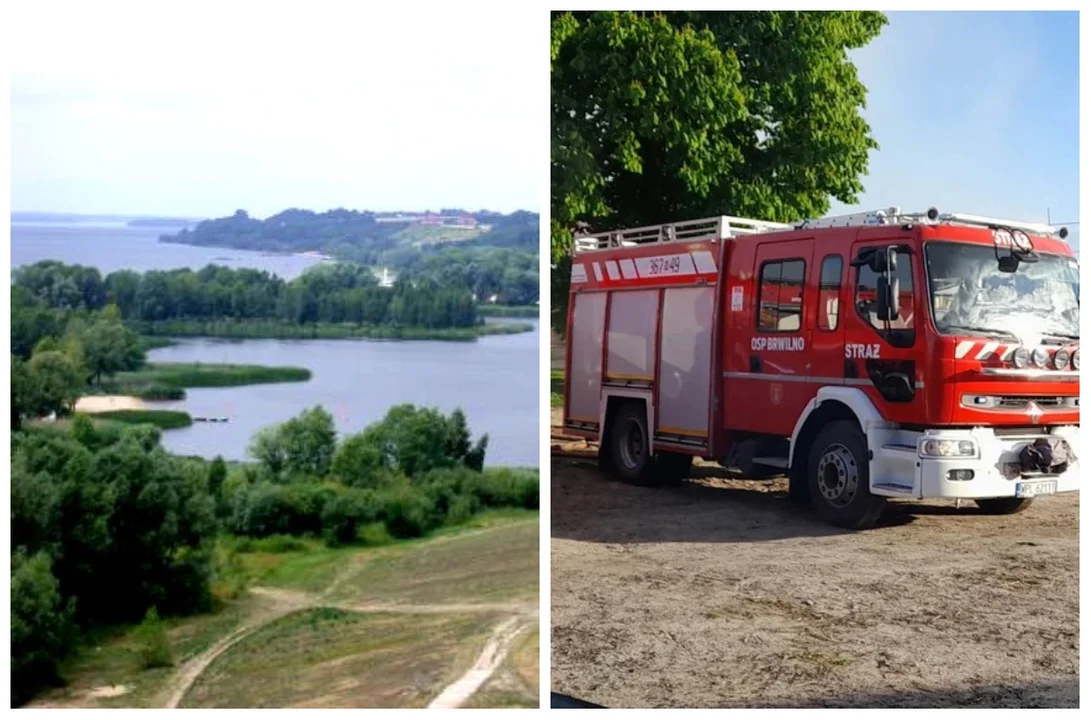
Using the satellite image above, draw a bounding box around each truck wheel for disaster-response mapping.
[609,402,656,486]
[655,452,692,482]
[974,497,1034,515]
[807,420,886,530]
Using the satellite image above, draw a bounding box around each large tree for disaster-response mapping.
[550,10,887,332]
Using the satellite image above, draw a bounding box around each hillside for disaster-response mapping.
[27,515,539,709]
[159,208,539,266]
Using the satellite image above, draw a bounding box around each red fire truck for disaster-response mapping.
[562,207,1080,529]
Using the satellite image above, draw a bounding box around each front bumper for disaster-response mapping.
[916,425,1079,499]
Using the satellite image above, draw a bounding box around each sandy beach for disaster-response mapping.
[74,395,148,413]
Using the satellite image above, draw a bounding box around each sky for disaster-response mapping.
[9,1,541,218]
[828,10,1080,251]
[9,8,1080,241]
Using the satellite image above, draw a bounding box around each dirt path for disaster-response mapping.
[161,588,313,708]
[428,617,533,709]
[551,452,1079,709]
[163,525,538,709]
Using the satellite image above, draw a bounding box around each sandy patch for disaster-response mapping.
[89,685,130,699]
[75,395,148,413]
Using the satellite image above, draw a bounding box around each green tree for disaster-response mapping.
[248,407,337,479]
[11,354,38,430]
[11,550,74,706]
[27,350,83,417]
[550,10,886,332]
[208,455,228,499]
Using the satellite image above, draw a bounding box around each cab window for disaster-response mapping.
[817,255,843,331]
[757,259,805,332]
[854,247,915,347]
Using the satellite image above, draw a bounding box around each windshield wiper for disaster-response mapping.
[941,325,1019,340]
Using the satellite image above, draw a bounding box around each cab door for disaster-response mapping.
[743,239,814,436]
[844,236,926,424]
[809,249,848,387]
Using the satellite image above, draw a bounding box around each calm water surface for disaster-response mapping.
[11,222,540,467]
[11,222,325,278]
[149,328,539,467]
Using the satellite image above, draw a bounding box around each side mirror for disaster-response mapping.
[876,275,900,321]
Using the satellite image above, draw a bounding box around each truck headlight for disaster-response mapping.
[1013,347,1030,368]
[919,438,978,458]
[1054,348,1070,369]
[1073,349,1080,371]
[1032,347,1049,368]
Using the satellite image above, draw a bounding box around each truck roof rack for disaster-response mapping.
[572,207,1070,255]
[796,206,1067,239]
[573,215,792,253]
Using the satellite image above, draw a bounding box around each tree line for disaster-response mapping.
[11,403,538,705]
[13,260,479,329]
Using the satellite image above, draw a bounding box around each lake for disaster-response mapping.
[11,222,541,467]
[148,328,539,467]
[10,222,325,278]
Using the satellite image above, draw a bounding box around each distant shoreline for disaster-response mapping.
[126,319,535,342]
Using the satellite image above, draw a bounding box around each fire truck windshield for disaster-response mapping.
[925,240,1079,341]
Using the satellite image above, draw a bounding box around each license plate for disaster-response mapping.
[1015,480,1057,498]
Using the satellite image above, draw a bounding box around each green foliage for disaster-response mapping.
[26,349,83,417]
[350,404,490,477]
[10,423,218,627]
[248,406,337,480]
[11,550,74,706]
[134,607,174,669]
[208,456,228,500]
[66,313,144,384]
[15,258,483,331]
[550,10,886,332]
[95,409,193,429]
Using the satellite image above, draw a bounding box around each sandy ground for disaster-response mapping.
[550,412,1079,709]
[74,395,148,413]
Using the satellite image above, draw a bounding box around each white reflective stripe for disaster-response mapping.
[722,371,925,389]
[691,250,717,274]
[954,340,975,358]
[604,260,620,280]
[571,264,588,284]
[619,258,638,279]
[975,342,999,360]
[592,263,603,281]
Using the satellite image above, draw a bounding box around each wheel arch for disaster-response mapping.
[599,387,654,456]
[788,387,885,498]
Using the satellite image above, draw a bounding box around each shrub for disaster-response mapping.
[134,607,174,669]
[377,485,439,539]
[321,488,381,545]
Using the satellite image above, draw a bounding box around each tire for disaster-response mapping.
[807,420,886,530]
[655,451,692,483]
[608,402,656,486]
[974,497,1034,515]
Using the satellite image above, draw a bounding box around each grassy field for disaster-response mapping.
[95,409,193,429]
[96,362,312,400]
[550,370,564,408]
[181,610,499,708]
[393,224,484,246]
[28,514,539,709]
[126,319,533,342]
[478,305,539,318]
[326,517,539,606]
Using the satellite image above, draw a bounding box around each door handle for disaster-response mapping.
[750,355,761,373]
